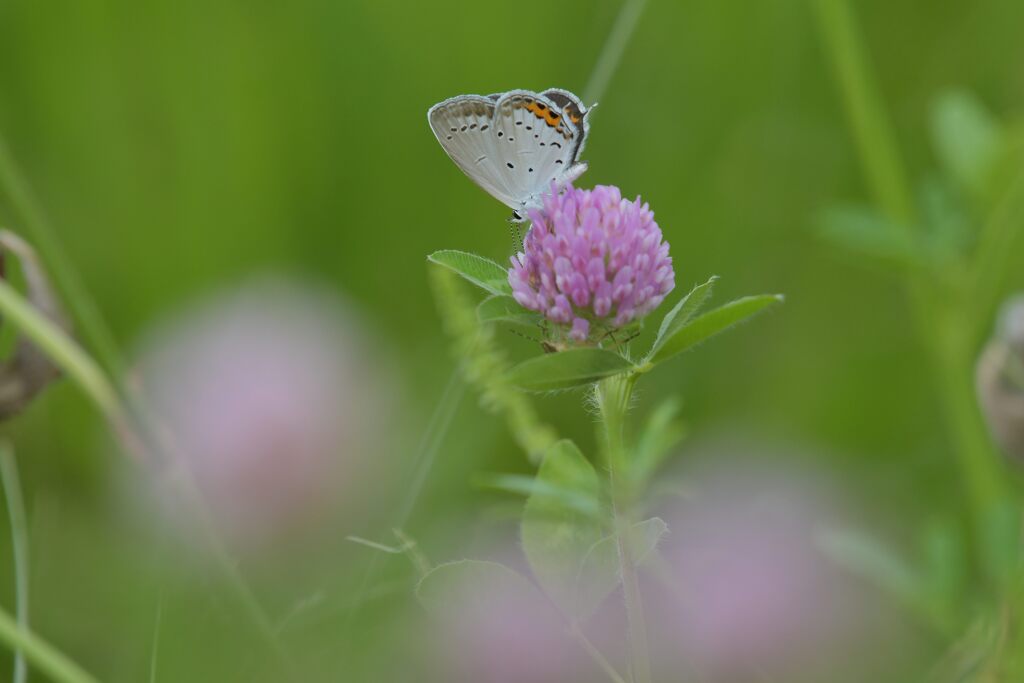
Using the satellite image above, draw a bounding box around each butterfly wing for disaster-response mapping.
[428,95,523,211]
[428,88,592,215]
[541,88,593,159]
[491,90,586,209]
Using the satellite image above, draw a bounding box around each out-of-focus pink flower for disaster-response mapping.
[649,458,869,682]
[508,185,675,343]
[421,540,615,683]
[135,280,386,548]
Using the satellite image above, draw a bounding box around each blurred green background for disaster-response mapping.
[1,0,1023,680]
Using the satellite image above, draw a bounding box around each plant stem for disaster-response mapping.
[0,132,124,381]
[596,374,652,683]
[0,279,123,426]
[0,441,29,683]
[571,624,630,683]
[0,605,100,683]
[813,0,1007,541]
[0,276,291,667]
[584,0,650,105]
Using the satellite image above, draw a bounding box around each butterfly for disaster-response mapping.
[427,88,593,221]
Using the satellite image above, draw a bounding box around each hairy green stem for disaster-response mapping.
[596,374,652,683]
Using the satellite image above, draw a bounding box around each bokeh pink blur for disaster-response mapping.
[647,450,902,682]
[132,279,393,550]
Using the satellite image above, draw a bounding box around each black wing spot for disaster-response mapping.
[555,159,564,164]
[516,121,522,126]
[446,135,452,140]
[528,167,534,173]
[460,125,467,131]
[498,131,503,137]
[470,123,477,129]
[552,142,562,149]
[481,124,489,131]
[450,127,457,132]
[507,162,515,169]
[539,142,545,147]
[526,125,532,130]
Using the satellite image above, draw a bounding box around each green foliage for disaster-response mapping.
[429,267,558,462]
[476,295,543,328]
[575,518,668,619]
[630,397,687,488]
[427,250,512,296]
[416,560,541,620]
[506,348,636,392]
[647,275,718,359]
[647,294,784,365]
[520,440,603,615]
[473,472,601,519]
[930,90,1002,200]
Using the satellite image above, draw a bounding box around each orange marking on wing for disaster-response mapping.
[525,101,563,128]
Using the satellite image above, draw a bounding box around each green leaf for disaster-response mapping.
[818,205,921,265]
[648,276,718,358]
[416,559,542,620]
[521,440,602,614]
[648,294,783,365]
[631,397,687,486]
[575,518,669,619]
[476,295,542,328]
[427,250,511,296]
[506,348,635,392]
[930,89,1002,197]
[473,472,601,519]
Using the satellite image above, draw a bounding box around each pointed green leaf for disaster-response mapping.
[507,348,635,392]
[649,294,784,365]
[476,295,543,327]
[473,472,601,518]
[649,276,718,358]
[575,518,669,619]
[521,440,602,614]
[632,397,687,485]
[931,90,1002,197]
[427,250,511,295]
[417,560,542,620]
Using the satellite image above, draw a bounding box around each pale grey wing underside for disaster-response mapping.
[428,89,591,214]
[428,95,520,210]
[489,90,585,211]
